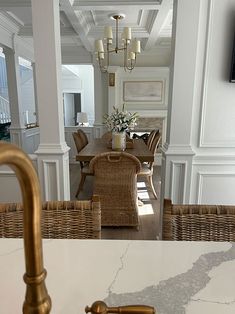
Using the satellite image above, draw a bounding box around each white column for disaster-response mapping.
[93,61,107,138]
[31,0,70,201]
[161,0,201,205]
[3,47,27,149]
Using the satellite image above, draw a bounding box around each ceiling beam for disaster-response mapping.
[60,0,93,52]
[0,0,30,8]
[144,0,172,51]
[73,4,161,11]
[73,0,162,8]
[19,25,78,37]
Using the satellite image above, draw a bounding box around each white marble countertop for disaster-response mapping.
[0,239,235,314]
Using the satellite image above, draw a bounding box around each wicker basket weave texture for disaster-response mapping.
[90,152,141,227]
[163,199,235,241]
[0,198,101,239]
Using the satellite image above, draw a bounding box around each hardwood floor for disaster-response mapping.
[69,164,161,240]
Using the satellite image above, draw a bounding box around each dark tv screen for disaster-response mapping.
[230,32,235,82]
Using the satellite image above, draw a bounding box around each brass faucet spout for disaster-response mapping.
[0,142,51,313]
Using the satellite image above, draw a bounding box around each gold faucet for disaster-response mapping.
[0,142,51,313]
[0,141,155,314]
[86,301,155,314]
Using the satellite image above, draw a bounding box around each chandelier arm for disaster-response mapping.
[123,40,127,69]
[98,56,108,73]
[125,56,137,72]
[107,41,110,68]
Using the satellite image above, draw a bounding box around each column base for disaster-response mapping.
[36,142,70,201]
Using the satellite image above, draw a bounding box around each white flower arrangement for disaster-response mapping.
[104,104,138,133]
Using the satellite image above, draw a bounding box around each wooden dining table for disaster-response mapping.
[76,138,154,163]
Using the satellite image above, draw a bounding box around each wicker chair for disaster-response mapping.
[77,128,88,147]
[73,132,93,197]
[146,129,159,149]
[137,132,161,199]
[0,196,101,239]
[162,199,235,241]
[90,152,141,228]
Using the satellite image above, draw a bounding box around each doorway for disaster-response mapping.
[63,92,81,126]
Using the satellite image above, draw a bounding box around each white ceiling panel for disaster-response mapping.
[0,0,173,64]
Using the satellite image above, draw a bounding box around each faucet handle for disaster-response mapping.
[85,301,155,314]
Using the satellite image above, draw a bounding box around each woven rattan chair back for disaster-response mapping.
[90,152,141,228]
[77,128,88,147]
[73,132,84,153]
[73,132,93,197]
[0,196,101,239]
[162,199,235,241]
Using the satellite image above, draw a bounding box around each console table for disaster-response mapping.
[0,239,234,314]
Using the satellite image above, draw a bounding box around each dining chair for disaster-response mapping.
[137,132,161,199]
[89,151,141,228]
[77,128,88,147]
[0,195,101,239]
[162,198,235,241]
[146,129,159,149]
[101,131,112,142]
[73,132,93,197]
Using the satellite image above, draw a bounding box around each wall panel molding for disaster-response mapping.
[197,170,235,204]
[42,160,60,201]
[170,160,187,203]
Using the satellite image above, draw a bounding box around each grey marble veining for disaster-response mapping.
[107,242,131,296]
[104,243,235,314]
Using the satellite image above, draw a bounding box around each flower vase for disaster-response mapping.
[112,131,126,151]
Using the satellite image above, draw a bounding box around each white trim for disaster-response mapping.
[162,143,195,156]
[193,154,235,165]
[197,171,235,203]
[36,143,70,155]
[43,159,60,200]
[170,160,187,203]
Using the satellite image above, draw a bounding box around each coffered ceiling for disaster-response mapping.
[0,0,173,65]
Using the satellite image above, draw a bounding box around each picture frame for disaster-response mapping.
[123,81,164,102]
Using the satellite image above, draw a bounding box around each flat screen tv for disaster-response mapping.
[230,32,235,82]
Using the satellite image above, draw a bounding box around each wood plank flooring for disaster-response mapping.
[69,164,161,240]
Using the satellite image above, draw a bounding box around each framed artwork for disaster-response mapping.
[123,81,164,102]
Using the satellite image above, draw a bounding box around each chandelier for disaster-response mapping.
[95,14,141,73]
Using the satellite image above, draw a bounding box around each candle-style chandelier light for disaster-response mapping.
[95,14,141,73]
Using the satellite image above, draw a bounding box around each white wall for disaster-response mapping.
[107,66,169,144]
[191,0,235,204]
[62,65,95,125]
[162,0,235,205]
